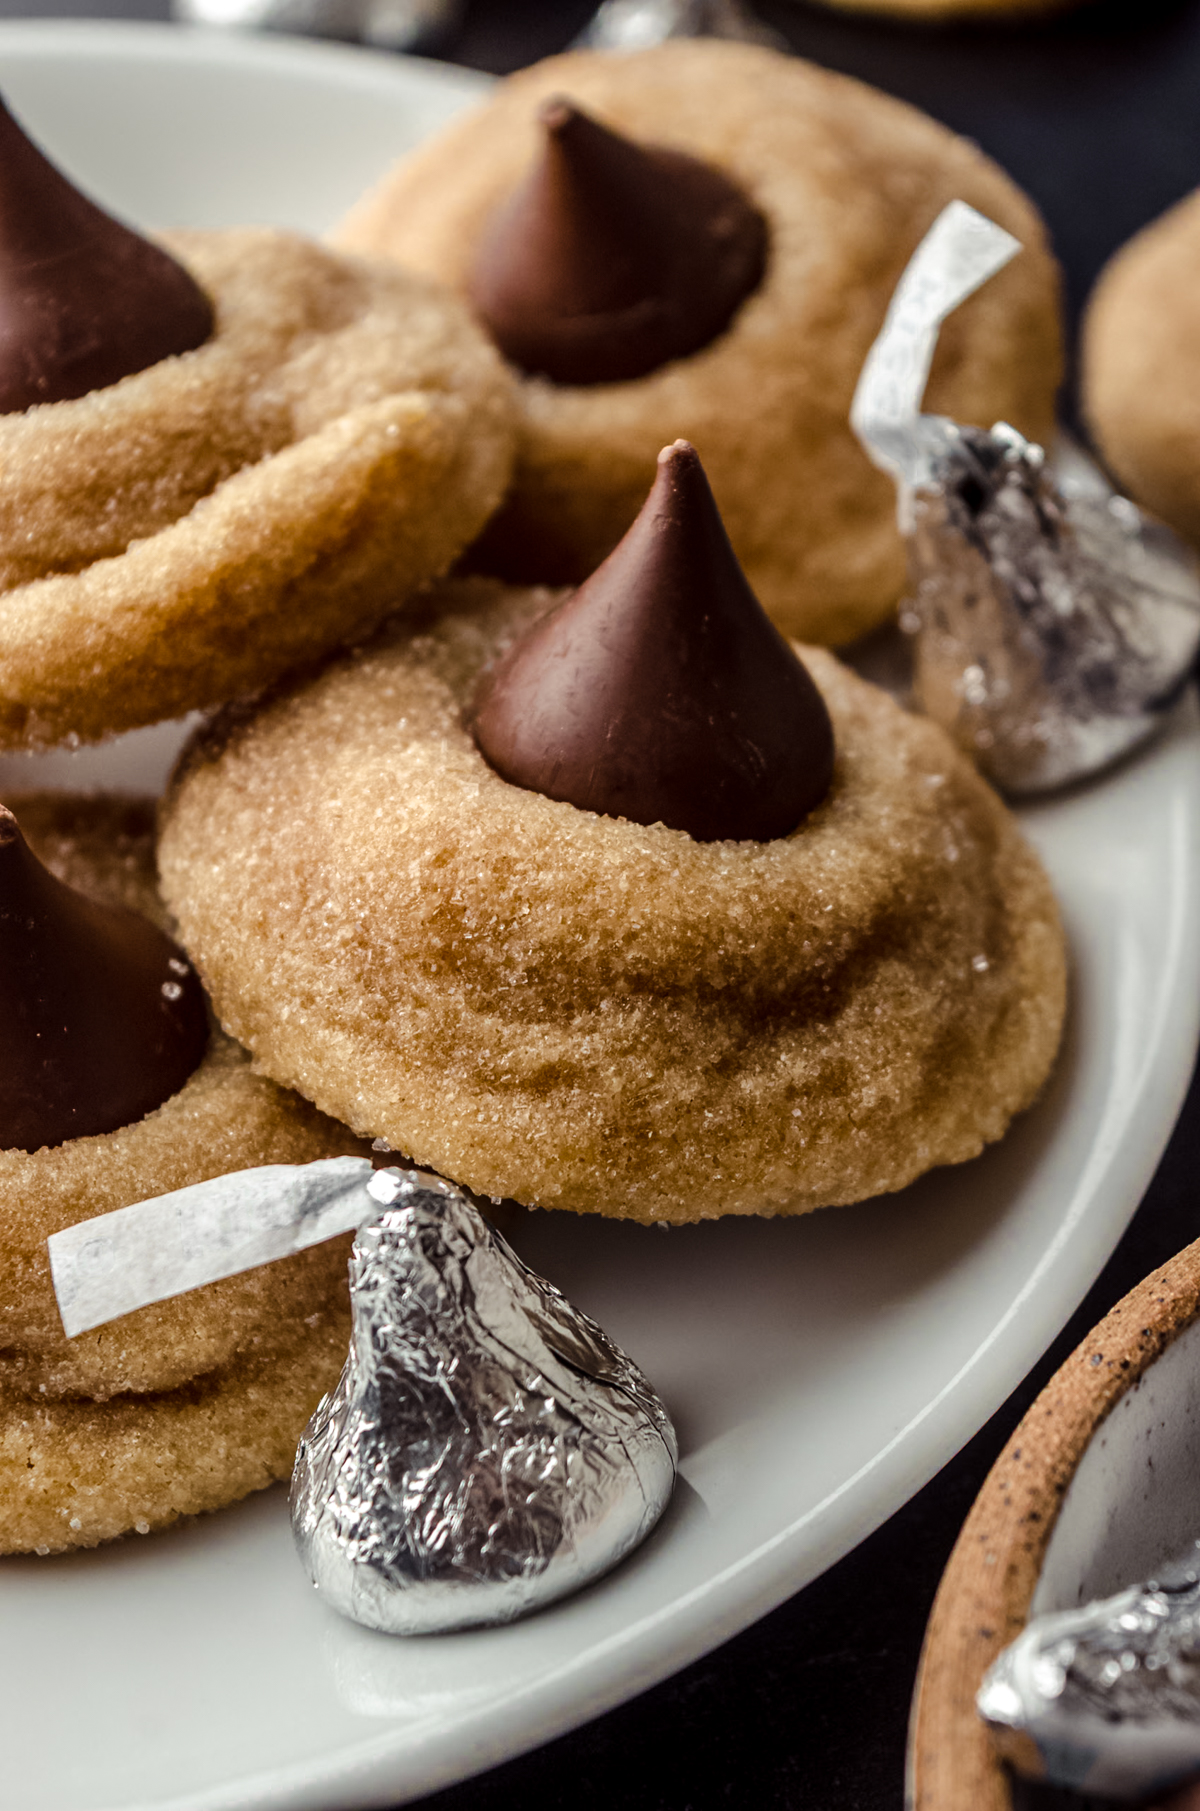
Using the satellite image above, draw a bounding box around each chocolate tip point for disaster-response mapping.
[538,96,578,136]
[0,803,210,1150]
[0,97,214,414]
[473,98,766,390]
[472,442,835,842]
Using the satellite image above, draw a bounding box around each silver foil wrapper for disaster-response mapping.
[902,423,1200,794]
[171,0,458,51]
[291,1168,678,1635]
[853,202,1200,796]
[577,0,782,48]
[979,1551,1200,1798]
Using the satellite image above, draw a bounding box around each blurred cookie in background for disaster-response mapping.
[1084,190,1200,551]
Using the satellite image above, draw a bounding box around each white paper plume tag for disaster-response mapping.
[48,1156,399,1338]
[850,199,1020,493]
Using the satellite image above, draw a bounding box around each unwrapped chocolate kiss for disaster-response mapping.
[468,97,766,386]
[471,439,835,840]
[0,94,213,413]
[0,804,209,1151]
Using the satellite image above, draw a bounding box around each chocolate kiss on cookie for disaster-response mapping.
[471,440,835,841]
[468,98,767,386]
[0,95,213,413]
[0,804,209,1151]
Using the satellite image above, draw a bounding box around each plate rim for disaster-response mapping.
[0,13,494,99]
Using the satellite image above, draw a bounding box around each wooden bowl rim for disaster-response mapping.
[908,1233,1200,1811]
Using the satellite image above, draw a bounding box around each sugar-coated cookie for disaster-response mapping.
[0,1310,349,1555]
[1083,191,1200,547]
[0,1022,356,1403]
[158,576,1066,1225]
[337,41,1062,646]
[0,230,514,748]
[0,793,362,1551]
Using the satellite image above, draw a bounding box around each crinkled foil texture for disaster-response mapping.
[905,423,1200,793]
[291,1172,677,1633]
[979,1557,1200,1797]
[173,0,455,50]
[580,0,780,47]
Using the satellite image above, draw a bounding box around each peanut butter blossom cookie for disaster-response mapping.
[159,445,1066,1226]
[0,95,515,749]
[1082,191,1200,551]
[336,40,1062,647]
[0,794,363,1553]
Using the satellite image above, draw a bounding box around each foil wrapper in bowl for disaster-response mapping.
[291,1168,678,1635]
[853,202,1200,795]
[979,1551,1200,1799]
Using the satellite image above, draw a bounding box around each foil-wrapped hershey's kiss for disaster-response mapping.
[978,1549,1200,1799]
[47,1157,677,1633]
[291,1168,678,1635]
[853,202,1200,795]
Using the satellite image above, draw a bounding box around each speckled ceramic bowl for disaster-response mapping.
[908,1236,1200,1810]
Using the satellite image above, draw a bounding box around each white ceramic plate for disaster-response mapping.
[1,23,1199,1811]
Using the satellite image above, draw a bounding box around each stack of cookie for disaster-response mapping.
[0,91,515,1552]
[2,41,1070,1551]
[0,795,367,1552]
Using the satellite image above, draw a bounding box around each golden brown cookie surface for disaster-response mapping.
[337,42,1061,646]
[0,1307,348,1555]
[0,793,361,1549]
[0,1026,358,1403]
[0,229,515,749]
[1083,191,1200,547]
[158,577,1067,1226]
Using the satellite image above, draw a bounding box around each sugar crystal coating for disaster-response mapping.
[0,794,362,1550]
[0,1311,349,1554]
[337,40,1062,644]
[0,229,514,747]
[159,576,1066,1225]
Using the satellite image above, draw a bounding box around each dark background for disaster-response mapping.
[11,0,1200,1804]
